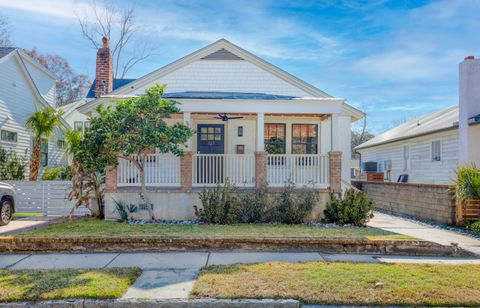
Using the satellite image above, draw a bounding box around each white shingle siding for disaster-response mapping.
[358,130,459,184]
[134,60,311,97]
[0,54,66,177]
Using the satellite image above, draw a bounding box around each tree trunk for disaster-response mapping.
[29,136,41,181]
[132,154,155,221]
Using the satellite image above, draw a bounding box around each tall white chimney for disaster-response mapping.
[459,56,480,166]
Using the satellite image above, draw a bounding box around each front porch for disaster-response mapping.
[108,112,343,191]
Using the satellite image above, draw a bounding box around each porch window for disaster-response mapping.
[292,124,317,154]
[264,124,285,154]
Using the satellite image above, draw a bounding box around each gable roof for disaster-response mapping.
[355,105,459,150]
[86,78,136,99]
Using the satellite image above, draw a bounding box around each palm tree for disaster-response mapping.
[25,108,63,180]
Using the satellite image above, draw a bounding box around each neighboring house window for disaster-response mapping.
[41,139,48,167]
[292,124,317,154]
[84,121,90,131]
[264,124,285,154]
[74,121,83,132]
[403,145,410,171]
[0,130,17,142]
[432,140,441,161]
[57,140,66,149]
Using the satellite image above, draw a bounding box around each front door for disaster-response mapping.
[196,124,225,184]
[197,124,225,154]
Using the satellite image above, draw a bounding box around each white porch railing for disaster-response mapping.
[192,154,255,187]
[267,154,329,188]
[117,154,181,187]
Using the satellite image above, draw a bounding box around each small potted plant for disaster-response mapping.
[453,164,480,225]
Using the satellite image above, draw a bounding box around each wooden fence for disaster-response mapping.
[5,181,90,216]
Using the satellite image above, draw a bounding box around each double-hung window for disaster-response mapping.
[292,124,318,154]
[0,130,17,142]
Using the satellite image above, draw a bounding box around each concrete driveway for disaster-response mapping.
[0,216,57,236]
[368,211,480,256]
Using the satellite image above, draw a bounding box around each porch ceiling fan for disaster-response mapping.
[214,113,244,121]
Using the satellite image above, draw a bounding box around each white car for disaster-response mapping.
[0,182,15,226]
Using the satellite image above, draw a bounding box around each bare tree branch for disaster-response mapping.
[0,14,12,47]
[76,1,155,78]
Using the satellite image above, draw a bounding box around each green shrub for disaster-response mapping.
[324,189,374,226]
[454,165,480,201]
[41,165,72,180]
[194,181,238,224]
[42,167,61,180]
[0,146,27,180]
[275,183,317,224]
[235,185,271,223]
[113,199,138,223]
[470,222,480,234]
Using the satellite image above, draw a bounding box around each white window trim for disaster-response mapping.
[0,129,18,143]
[431,140,442,162]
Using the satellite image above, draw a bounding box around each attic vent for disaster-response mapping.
[201,48,244,60]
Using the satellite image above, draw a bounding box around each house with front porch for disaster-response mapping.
[78,38,363,220]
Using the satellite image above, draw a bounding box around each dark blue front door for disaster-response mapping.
[197,124,224,154]
[196,124,225,184]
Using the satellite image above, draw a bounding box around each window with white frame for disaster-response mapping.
[432,140,441,161]
[74,121,83,132]
[0,130,17,142]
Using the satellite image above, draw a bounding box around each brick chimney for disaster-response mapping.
[94,36,113,98]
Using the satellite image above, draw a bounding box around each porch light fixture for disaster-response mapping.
[238,126,243,137]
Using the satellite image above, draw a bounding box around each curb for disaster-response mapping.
[0,237,472,256]
[0,299,300,308]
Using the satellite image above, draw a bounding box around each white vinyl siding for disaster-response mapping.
[359,130,458,184]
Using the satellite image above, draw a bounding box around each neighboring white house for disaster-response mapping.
[0,47,69,174]
[78,38,364,220]
[356,56,480,185]
[58,99,90,133]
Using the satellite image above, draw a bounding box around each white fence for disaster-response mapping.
[267,154,329,188]
[117,154,181,187]
[193,154,255,187]
[5,181,90,216]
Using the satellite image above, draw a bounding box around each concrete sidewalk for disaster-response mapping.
[368,211,480,255]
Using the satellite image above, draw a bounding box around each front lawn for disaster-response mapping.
[0,268,139,302]
[191,262,480,306]
[16,219,412,240]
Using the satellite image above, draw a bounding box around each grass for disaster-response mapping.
[0,268,140,302]
[191,262,480,306]
[16,219,413,240]
[12,212,43,218]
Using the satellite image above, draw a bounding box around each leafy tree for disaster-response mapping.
[0,146,27,180]
[25,109,63,180]
[82,84,194,220]
[24,49,90,106]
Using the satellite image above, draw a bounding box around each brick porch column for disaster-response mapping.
[104,165,117,193]
[180,151,193,190]
[328,151,342,193]
[255,151,267,187]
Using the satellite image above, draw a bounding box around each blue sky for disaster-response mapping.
[1,0,479,134]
